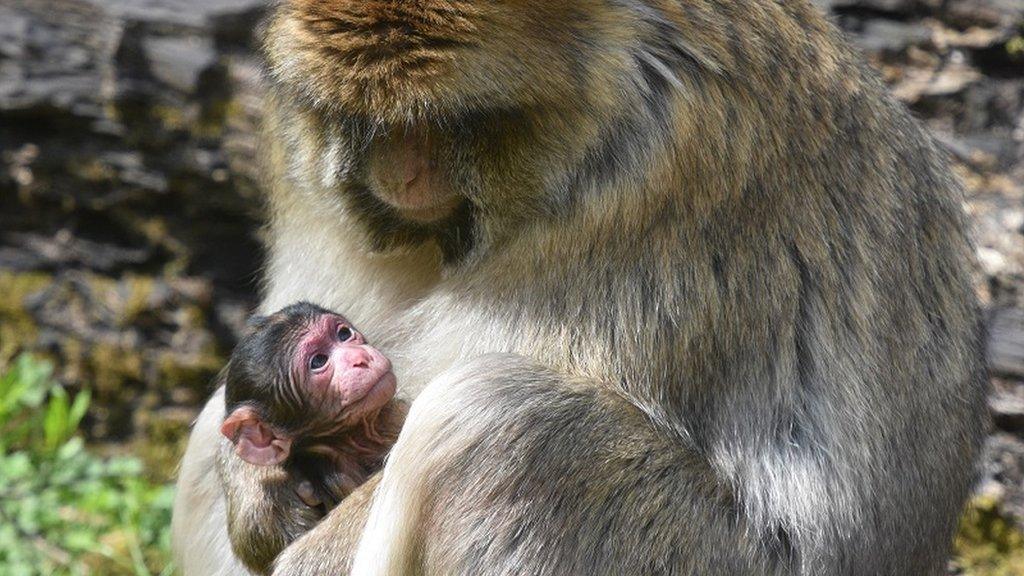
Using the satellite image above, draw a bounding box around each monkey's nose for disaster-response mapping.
[343,347,372,369]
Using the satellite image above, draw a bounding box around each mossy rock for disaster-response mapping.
[156,346,223,398]
[87,340,146,395]
[133,410,193,482]
[0,271,52,362]
[952,495,1024,575]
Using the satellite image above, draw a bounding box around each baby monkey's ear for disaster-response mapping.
[220,406,293,466]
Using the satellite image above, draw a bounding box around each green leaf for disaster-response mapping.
[68,389,91,432]
[43,387,70,453]
[0,354,175,575]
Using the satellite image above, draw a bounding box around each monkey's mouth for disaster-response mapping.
[389,194,464,224]
[368,130,461,224]
[343,371,397,424]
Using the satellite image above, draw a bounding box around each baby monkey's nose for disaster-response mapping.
[342,346,372,369]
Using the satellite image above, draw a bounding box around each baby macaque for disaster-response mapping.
[220,302,405,501]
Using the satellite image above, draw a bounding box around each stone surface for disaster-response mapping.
[0,0,269,455]
[991,309,1024,378]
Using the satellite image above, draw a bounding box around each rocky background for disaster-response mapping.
[0,0,1022,572]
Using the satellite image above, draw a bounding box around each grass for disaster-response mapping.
[0,354,175,576]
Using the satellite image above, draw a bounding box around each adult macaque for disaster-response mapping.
[173,0,988,574]
[216,302,404,574]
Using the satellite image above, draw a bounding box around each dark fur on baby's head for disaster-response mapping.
[224,301,334,433]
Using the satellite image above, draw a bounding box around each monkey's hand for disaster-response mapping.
[216,440,333,576]
[272,475,379,576]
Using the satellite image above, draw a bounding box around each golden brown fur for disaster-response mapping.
[173,0,988,574]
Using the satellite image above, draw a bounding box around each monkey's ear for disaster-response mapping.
[221,406,293,466]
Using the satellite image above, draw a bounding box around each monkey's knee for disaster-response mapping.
[373,353,545,489]
[352,354,560,576]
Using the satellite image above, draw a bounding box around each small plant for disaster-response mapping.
[952,495,1024,576]
[0,354,175,576]
[1007,36,1024,58]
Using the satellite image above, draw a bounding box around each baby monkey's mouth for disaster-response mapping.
[341,370,397,425]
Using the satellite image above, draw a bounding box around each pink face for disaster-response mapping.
[221,313,397,467]
[294,314,396,423]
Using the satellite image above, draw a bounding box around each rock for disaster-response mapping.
[990,308,1024,378]
[0,0,267,446]
[941,0,1024,29]
[812,0,918,15]
[855,20,932,55]
[977,432,1024,530]
[892,62,982,102]
[103,0,266,29]
[142,35,217,94]
[991,391,1024,433]
[0,231,153,273]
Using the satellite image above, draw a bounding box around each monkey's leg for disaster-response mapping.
[343,354,782,576]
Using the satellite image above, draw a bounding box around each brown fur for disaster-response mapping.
[174,1,988,574]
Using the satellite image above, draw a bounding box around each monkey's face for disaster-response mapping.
[264,0,649,257]
[222,306,398,466]
[292,313,397,427]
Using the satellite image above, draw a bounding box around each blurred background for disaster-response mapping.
[0,0,1021,574]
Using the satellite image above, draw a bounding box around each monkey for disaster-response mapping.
[171,0,989,575]
[215,302,406,575]
[220,302,404,494]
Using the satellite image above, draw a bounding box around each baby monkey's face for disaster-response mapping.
[221,307,398,467]
[294,313,396,424]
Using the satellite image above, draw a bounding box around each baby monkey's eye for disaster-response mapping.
[309,354,329,371]
[337,325,353,342]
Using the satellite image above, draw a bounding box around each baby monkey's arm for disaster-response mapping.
[298,399,410,507]
[218,400,408,575]
[216,439,330,576]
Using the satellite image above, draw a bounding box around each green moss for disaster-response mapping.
[119,275,158,327]
[952,495,1024,576]
[68,157,116,183]
[133,414,191,483]
[88,342,145,395]
[150,104,189,132]
[155,346,222,396]
[195,98,233,139]
[0,272,51,362]
[1007,36,1024,57]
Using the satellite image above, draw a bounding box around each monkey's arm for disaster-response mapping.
[217,437,330,575]
[172,387,327,576]
[270,403,405,575]
[172,387,259,576]
[272,475,379,575]
[275,355,782,576]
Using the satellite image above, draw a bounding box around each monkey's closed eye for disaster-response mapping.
[337,325,353,341]
[309,354,329,371]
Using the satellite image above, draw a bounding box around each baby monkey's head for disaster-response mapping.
[220,302,396,466]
